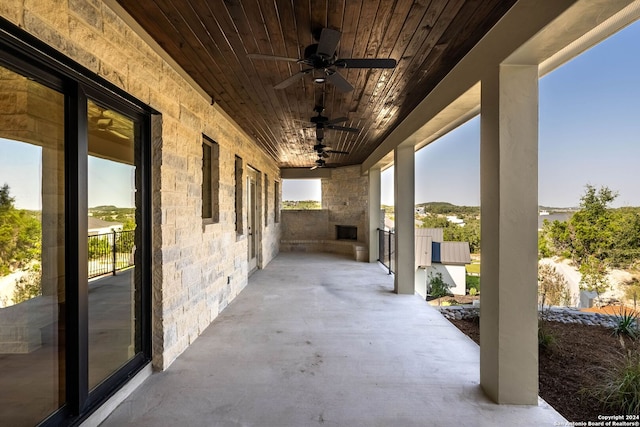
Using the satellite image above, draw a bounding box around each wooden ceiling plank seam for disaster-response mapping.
[270,0,309,156]
[364,0,454,142]
[150,0,222,78]
[207,0,294,156]
[214,0,286,118]
[350,0,397,143]
[292,0,314,123]
[242,0,295,131]
[271,0,309,157]
[356,0,441,115]
[343,0,380,116]
[310,0,328,31]
[256,0,299,135]
[332,0,362,115]
[326,0,345,33]
[152,0,264,129]
[371,0,506,152]
[363,0,414,114]
[378,0,470,124]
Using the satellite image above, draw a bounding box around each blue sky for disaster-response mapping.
[378,19,640,208]
[0,138,135,210]
[287,20,640,208]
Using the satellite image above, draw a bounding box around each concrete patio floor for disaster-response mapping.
[99,252,566,427]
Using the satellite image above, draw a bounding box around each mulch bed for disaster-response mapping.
[449,316,639,422]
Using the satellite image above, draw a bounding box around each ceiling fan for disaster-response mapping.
[248,28,397,92]
[313,142,348,159]
[303,105,359,140]
[89,111,132,140]
[310,157,334,170]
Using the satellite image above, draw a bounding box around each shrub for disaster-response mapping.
[466,274,480,293]
[612,307,639,340]
[538,263,572,309]
[538,320,556,351]
[469,287,478,297]
[12,265,42,304]
[428,272,451,299]
[589,353,640,415]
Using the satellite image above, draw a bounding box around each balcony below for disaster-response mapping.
[99,252,565,426]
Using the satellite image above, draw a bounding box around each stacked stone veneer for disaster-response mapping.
[439,306,628,328]
[322,165,369,243]
[2,1,281,369]
[280,165,369,257]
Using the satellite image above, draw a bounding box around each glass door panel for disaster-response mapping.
[0,65,65,426]
[86,99,138,390]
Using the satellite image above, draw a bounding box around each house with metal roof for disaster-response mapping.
[415,229,472,297]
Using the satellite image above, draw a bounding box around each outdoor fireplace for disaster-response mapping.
[336,225,357,241]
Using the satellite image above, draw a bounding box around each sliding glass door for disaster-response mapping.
[0,33,151,426]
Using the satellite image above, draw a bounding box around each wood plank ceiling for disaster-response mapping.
[116,0,516,169]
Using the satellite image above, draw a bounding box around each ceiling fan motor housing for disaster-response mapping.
[303,43,336,67]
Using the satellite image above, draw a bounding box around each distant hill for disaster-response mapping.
[416,202,479,215]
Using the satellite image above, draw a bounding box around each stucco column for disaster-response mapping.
[480,64,539,404]
[394,144,415,294]
[368,167,381,262]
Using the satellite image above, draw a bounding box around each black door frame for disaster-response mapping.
[0,17,153,427]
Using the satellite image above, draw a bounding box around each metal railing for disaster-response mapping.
[88,229,135,279]
[377,228,395,274]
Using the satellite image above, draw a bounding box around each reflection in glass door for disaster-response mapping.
[0,65,66,426]
[86,100,139,390]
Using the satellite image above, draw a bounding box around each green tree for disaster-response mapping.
[0,184,42,276]
[579,255,610,304]
[570,185,617,266]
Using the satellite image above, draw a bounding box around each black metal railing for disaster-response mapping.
[377,228,395,274]
[88,229,135,279]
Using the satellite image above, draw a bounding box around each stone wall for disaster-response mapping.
[280,210,330,241]
[2,1,281,369]
[321,165,369,244]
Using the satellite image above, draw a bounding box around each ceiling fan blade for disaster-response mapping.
[274,70,310,89]
[326,150,349,155]
[327,124,359,133]
[336,58,397,69]
[317,28,341,58]
[325,116,348,125]
[325,71,354,93]
[247,53,300,62]
[321,151,329,158]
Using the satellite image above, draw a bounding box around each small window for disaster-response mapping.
[274,181,280,223]
[202,136,219,223]
[235,155,243,233]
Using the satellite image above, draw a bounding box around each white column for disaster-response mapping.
[368,167,381,262]
[480,64,539,404]
[394,144,415,295]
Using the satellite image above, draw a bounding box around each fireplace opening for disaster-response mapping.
[336,225,357,240]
